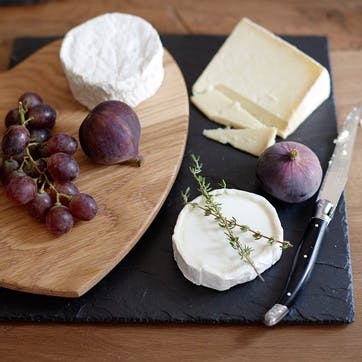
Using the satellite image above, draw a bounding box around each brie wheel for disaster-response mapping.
[172,189,283,291]
[60,13,164,109]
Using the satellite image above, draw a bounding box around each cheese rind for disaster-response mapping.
[172,189,283,291]
[192,18,331,138]
[60,13,164,109]
[203,127,276,156]
[191,89,265,129]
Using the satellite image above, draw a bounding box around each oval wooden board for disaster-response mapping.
[0,40,189,297]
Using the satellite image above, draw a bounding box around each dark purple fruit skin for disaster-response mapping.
[5,108,20,127]
[45,134,78,155]
[27,104,56,129]
[256,141,323,203]
[27,192,53,223]
[30,128,52,143]
[18,92,43,110]
[1,125,30,155]
[79,100,141,165]
[1,159,19,185]
[49,181,79,206]
[46,205,74,235]
[6,174,36,205]
[47,152,79,181]
[69,193,98,220]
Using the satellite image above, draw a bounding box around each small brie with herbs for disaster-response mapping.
[60,13,164,109]
[203,127,276,156]
[172,189,283,291]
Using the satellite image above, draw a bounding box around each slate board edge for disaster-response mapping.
[0,35,354,325]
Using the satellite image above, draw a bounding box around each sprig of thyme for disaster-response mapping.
[181,154,292,280]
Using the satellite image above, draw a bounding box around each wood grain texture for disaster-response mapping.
[0,0,362,361]
[0,0,361,72]
[0,40,189,297]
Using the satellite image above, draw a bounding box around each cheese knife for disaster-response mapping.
[264,105,362,326]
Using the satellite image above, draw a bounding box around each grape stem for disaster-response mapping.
[18,102,26,126]
[19,104,72,206]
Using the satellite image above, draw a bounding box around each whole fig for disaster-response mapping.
[79,100,141,165]
[256,141,322,203]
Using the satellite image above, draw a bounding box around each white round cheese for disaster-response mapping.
[172,189,283,291]
[60,13,164,109]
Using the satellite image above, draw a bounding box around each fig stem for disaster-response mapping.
[289,148,299,160]
[120,155,143,167]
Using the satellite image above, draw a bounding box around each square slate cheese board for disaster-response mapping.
[0,34,354,324]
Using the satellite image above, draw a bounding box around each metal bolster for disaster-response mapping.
[315,199,334,223]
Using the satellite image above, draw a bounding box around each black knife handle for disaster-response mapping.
[277,217,328,307]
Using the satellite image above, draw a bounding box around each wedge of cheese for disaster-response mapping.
[172,189,283,291]
[203,127,276,156]
[192,18,331,138]
[191,88,265,129]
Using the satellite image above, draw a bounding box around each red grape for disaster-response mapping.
[1,125,30,155]
[47,152,79,181]
[30,128,51,143]
[1,92,98,235]
[6,174,36,204]
[24,158,46,178]
[29,129,52,158]
[69,193,98,220]
[45,134,78,155]
[46,205,74,235]
[48,181,79,205]
[27,104,56,129]
[8,169,27,180]
[5,108,20,127]
[18,92,43,110]
[12,150,26,164]
[1,159,19,185]
[27,192,53,223]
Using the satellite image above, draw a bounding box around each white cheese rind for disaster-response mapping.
[192,18,331,138]
[60,13,164,109]
[172,189,283,291]
[203,127,276,156]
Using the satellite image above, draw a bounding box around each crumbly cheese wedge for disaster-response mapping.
[60,13,164,109]
[203,127,276,156]
[192,18,331,138]
[172,189,283,291]
[191,88,265,129]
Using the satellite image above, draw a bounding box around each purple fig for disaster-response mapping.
[256,141,323,203]
[79,100,142,165]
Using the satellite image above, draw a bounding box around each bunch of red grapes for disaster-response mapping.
[1,92,98,235]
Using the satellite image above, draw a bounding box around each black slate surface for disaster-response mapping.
[0,35,354,324]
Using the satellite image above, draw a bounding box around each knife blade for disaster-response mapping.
[264,106,362,326]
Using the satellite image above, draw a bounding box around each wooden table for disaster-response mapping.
[0,1,361,360]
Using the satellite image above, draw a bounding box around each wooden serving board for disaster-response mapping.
[0,39,189,297]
